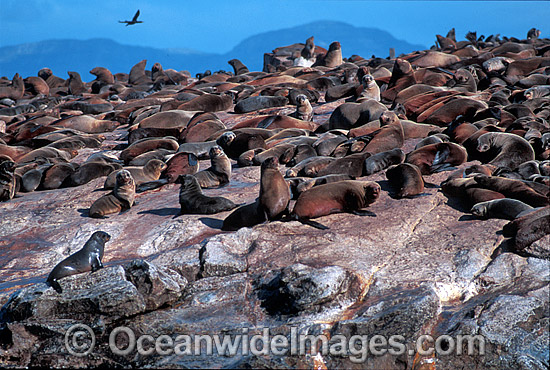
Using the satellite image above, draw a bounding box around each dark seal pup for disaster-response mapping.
[176,174,237,215]
[385,163,425,199]
[0,160,16,202]
[46,231,111,293]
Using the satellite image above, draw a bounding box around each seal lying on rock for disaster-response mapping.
[176,174,237,215]
[292,180,380,220]
[46,231,111,293]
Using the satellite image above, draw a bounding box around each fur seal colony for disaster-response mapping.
[0,29,549,345]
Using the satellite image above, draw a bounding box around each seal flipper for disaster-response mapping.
[282,214,329,230]
[297,217,329,230]
[91,257,103,272]
[47,279,63,293]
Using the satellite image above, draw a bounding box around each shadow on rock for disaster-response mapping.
[199,217,224,229]
[138,208,180,217]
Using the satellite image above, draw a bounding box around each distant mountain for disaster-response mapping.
[0,21,426,81]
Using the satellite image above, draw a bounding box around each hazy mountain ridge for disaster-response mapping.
[0,21,426,80]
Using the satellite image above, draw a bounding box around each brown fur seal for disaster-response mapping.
[163,152,199,183]
[70,162,122,186]
[52,115,119,134]
[89,170,135,218]
[414,133,450,150]
[473,175,549,208]
[470,198,534,220]
[292,180,380,219]
[364,148,406,175]
[285,156,335,177]
[363,111,405,154]
[42,162,78,190]
[228,59,250,75]
[0,73,24,100]
[17,147,73,164]
[129,59,152,85]
[128,149,174,166]
[502,206,550,250]
[476,132,535,170]
[194,145,231,188]
[289,174,354,199]
[316,152,371,178]
[290,94,313,122]
[259,156,291,220]
[20,162,52,192]
[0,160,16,201]
[90,66,115,84]
[287,144,317,166]
[385,163,425,198]
[46,231,110,293]
[406,142,467,175]
[120,137,179,164]
[177,93,233,113]
[176,174,237,215]
[67,71,88,95]
[103,159,167,189]
[178,131,236,159]
[252,143,295,166]
[38,68,65,88]
[24,76,50,96]
[328,99,387,131]
[358,74,381,101]
[234,96,289,114]
[313,41,342,68]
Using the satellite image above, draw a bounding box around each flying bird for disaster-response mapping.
[119,10,143,26]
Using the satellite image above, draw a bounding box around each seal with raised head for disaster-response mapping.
[358,74,381,101]
[103,159,167,189]
[385,163,425,199]
[228,59,250,75]
[470,198,534,220]
[259,156,291,220]
[89,170,135,218]
[46,231,111,293]
[0,160,16,201]
[313,41,342,68]
[476,132,535,170]
[176,174,237,215]
[194,145,232,188]
[292,180,380,219]
[290,94,314,122]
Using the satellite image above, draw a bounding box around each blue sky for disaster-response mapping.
[1,1,548,53]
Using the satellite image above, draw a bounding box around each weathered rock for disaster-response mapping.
[124,259,188,311]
